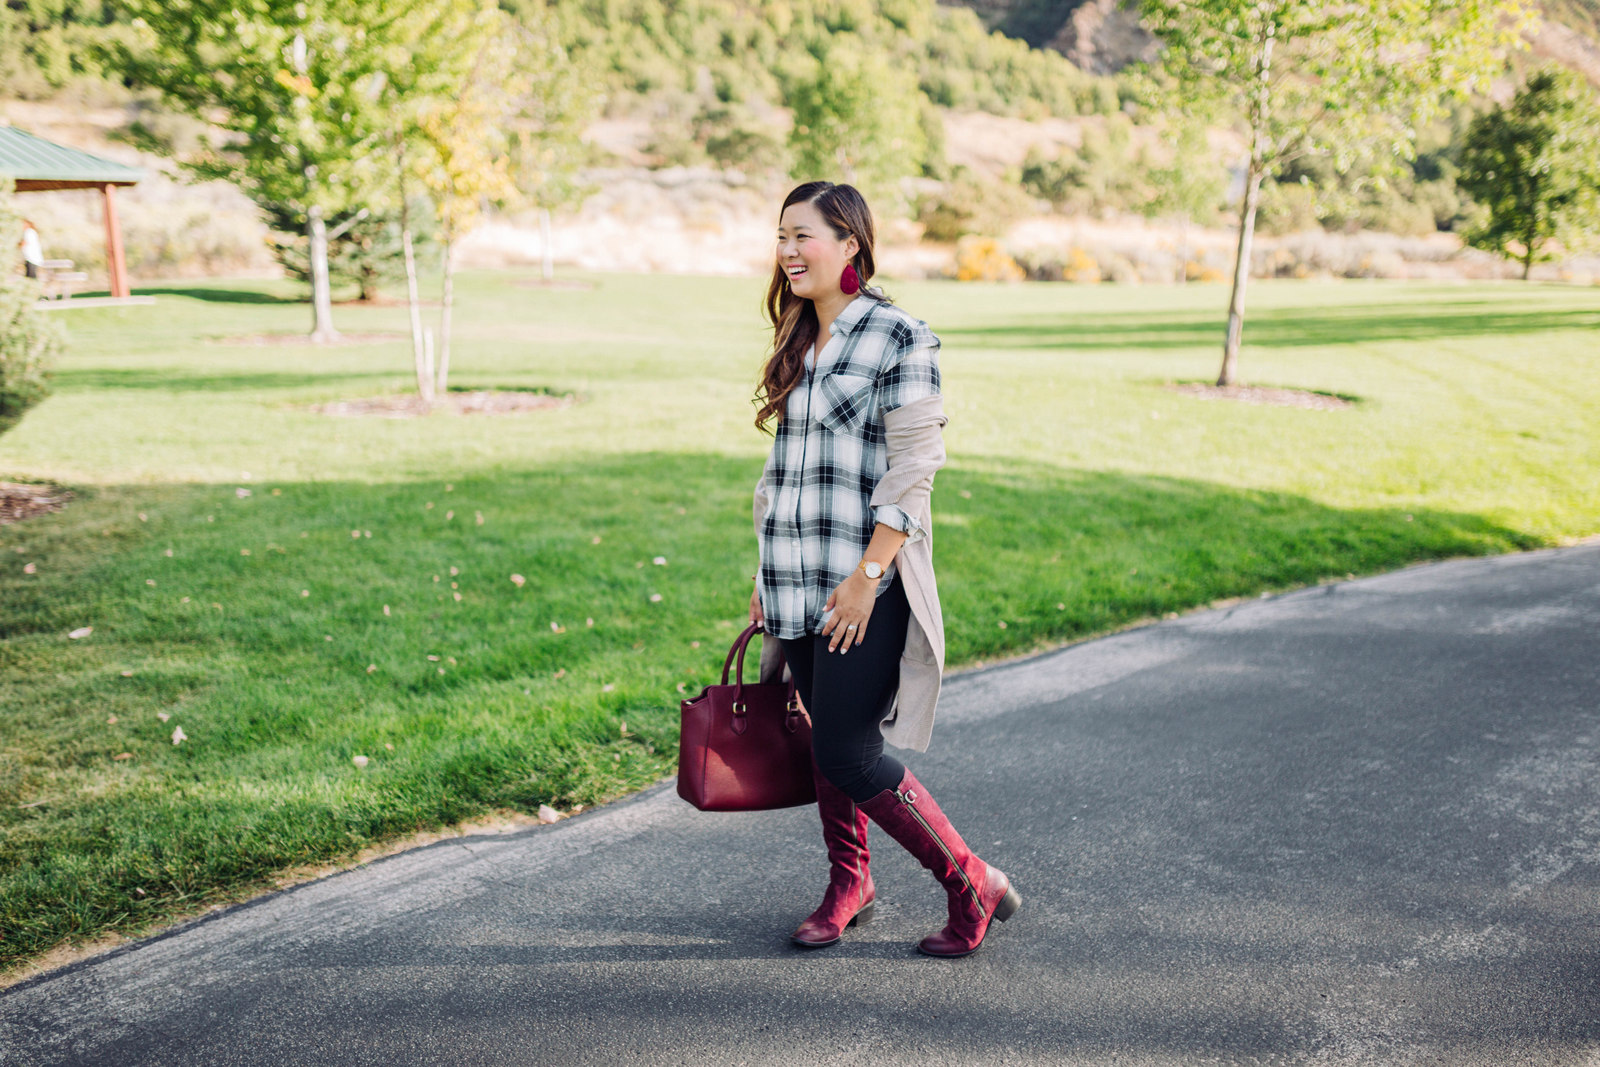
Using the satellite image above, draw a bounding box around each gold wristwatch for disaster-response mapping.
[857,558,885,580]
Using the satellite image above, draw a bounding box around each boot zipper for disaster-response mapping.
[850,803,865,907]
[895,788,985,919]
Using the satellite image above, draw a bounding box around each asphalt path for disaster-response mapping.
[5,544,1600,1066]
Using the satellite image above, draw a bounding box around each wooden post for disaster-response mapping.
[102,183,130,299]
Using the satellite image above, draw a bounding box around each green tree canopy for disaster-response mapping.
[1141,0,1529,385]
[1459,65,1600,278]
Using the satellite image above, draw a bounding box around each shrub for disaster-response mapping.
[0,183,62,438]
[916,168,1036,242]
[953,236,1024,281]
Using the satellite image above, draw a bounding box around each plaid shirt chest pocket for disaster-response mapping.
[815,371,878,436]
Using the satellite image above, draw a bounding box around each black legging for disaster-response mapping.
[777,572,911,803]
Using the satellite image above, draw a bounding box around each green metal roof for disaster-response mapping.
[0,125,142,186]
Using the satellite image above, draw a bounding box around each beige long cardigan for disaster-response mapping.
[753,391,949,752]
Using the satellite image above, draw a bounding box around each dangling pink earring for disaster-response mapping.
[840,263,861,295]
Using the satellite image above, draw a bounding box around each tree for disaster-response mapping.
[373,0,594,406]
[1141,0,1528,385]
[1459,66,1600,279]
[1146,123,1227,284]
[0,181,62,440]
[121,0,396,341]
[788,39,927,209]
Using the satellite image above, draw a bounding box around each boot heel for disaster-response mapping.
[993,883,1021,923]
[848,901,876,927]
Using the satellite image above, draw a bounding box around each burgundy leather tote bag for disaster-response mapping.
[677,622,816,812]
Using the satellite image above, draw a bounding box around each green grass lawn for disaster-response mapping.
[2,271,1598,972]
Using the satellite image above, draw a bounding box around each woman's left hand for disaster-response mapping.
[821,572,878,654]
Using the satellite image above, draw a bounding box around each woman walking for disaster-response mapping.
[749,180,1020,957]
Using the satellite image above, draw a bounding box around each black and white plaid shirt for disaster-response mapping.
[756,294,942,640]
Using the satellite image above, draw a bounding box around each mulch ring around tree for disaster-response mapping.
[310,389,581,419]
[208,332,409,346]
[0,482,73,526]
[1167,383,1357,410]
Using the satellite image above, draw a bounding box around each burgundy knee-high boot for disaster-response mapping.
[790,758,876,948]
[857,767,1020,957]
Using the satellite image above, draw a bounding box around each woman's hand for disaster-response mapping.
[821,572,878,654]
[749,582,765,629]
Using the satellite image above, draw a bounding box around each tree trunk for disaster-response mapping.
[1219,166,1263,387]
[436,225,454,395]
[541,207,554,282]
[402,223,433,408]
[1218,9,1276,389]
[1176,214,1190,286]
[307,205,340,343]
[396,135,432,408]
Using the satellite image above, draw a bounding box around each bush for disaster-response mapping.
[953,236,1024,281]
[916,168,1036,242]
[0,184,63,438]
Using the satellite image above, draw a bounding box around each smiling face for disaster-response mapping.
[776,199,860,303]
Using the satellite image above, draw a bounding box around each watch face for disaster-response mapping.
[865,562,883,578]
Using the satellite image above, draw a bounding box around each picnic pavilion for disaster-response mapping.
[0,124,142,298]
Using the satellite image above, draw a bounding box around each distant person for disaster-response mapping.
[20,219,42,279]
[749,181,1021,957]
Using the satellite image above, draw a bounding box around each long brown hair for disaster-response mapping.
[752,181,887,435]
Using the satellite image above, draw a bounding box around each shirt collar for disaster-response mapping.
[827,293,876,338]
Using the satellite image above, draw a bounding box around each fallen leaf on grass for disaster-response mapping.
[366,664,377,673]
[164,549,174,557]
[107,715,118,724]
[146,579,156,586]
[591,536,601,544]
[453,592,462,602]
[586,618,594,627]
[510,574,526,587]
[538,805,561,824]
[301,589,310,597]
[690,641,700,649]
[427,655,441,661]
[23,562,36,574]
[120,670,134,677]
[139,512,148,522]
[450,566,460,577]
[649,593,663,603]
[602,683,615,692]
[236,488,252,499]
[620,722,629,736]
[445,483,454,492]
[677,683,687,693]
[553,669,566,680]
[180,597,190,604]
[134,887,145,897]
[653,556,667,565]
[384,743,393,750]
[240,549,251,556]
[158,711,170,722]
[445,511,454,521]
[69,627,93,639]
[114,753,133,761]
[351,530,362,538]
[351,755,369,769]
[383,605,391,616]
[172,726,187,744]
[324,635,333,642]
[475,511,484,526]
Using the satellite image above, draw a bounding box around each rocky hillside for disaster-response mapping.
[940,0,1600,83]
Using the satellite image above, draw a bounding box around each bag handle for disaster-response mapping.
[721,622,795,725]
